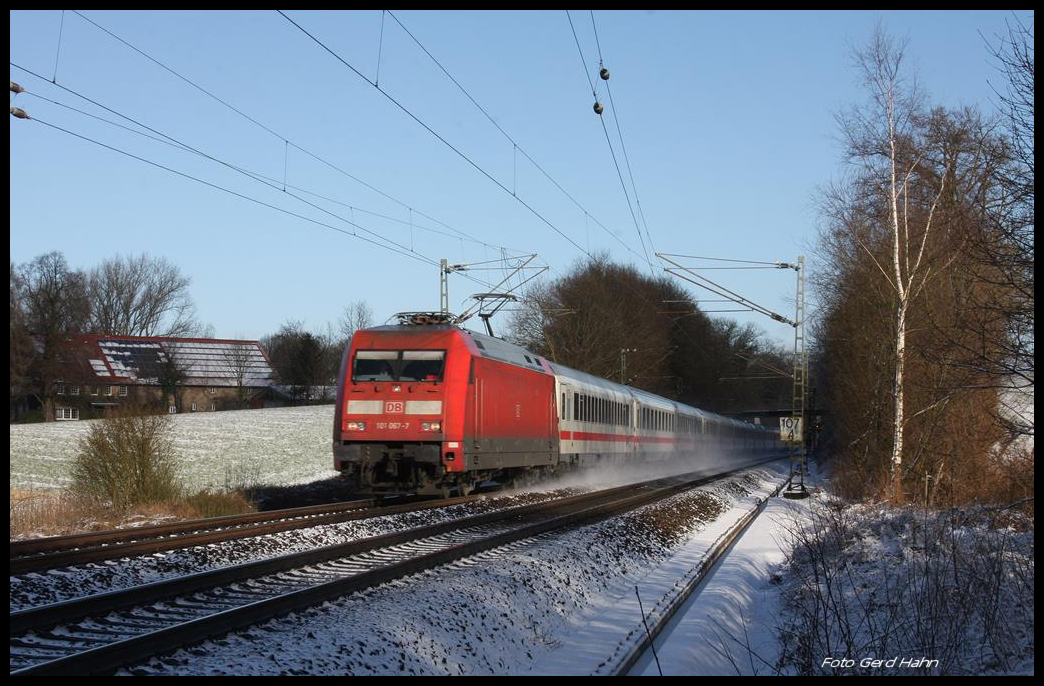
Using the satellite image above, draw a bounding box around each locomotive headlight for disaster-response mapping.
[421,421,442,432]
[346,421,367,431]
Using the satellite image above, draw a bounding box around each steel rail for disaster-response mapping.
[10,494,480,574]
[12,458,781,676]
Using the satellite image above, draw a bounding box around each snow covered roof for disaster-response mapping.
[76,335,276,387]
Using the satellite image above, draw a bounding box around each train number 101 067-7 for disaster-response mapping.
[376,422,410,431]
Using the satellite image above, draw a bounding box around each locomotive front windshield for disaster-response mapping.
[352,350,446,382]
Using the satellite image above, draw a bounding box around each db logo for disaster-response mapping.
[384,401,404,414]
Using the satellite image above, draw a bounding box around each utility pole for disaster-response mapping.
[620,348,638,384]
[439,259,462,317]
[657,251,810,499]
[785,255,809,499]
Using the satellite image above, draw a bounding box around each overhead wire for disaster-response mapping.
[25,115,440,268]
[277,10,594,261]
[590,10,657,257]
[72,9,654,323]
[384,10,650,265]
[13,70,522,295]
[10,65,426,262]
[25,12,786,346]
[290,12,790,366]
[658,252,785,266]
[565,10,652,272]
[66,10,514,262]
[18,84,516,257]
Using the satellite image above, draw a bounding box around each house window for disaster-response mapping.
[55,407,79,421]
[191,402,197,412]
[119,386,128,397]
[70,385,80,396]
[104,385,113,397]
[168,406,177,414]
[210,403,216,411]
[91,386,99,396]
[56,384,66,395]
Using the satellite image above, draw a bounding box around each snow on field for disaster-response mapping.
[9,406,338,493]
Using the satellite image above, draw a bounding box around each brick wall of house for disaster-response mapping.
[53,383,256,419]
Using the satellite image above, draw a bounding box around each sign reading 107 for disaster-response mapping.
[779,416,803,443]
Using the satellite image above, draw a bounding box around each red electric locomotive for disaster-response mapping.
[333,316,784,495]
[333,320,557,496]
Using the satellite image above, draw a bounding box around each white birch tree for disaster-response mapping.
[845,28,950,502]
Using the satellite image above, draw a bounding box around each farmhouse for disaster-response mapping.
[50,335,280,420]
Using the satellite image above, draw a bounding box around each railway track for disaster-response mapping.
[10,460,776,675]
[613,473,792,675]
[9,494,480,574]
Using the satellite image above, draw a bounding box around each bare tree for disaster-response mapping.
[979,15,1034,438]
[88,253,201,337]
[16,252,91,420]
[843,28,953,502]
[10,263,34,419]
[339,300,374,340]
[157,346,188,413]
[815,28,1021,504]
[221,341,255,409]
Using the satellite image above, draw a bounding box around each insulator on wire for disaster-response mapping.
[593,101,604,115]
[10,107,30,120]
[599,67,610,81]
[10,81,25,94]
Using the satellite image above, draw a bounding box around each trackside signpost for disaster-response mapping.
[779,416,803,443]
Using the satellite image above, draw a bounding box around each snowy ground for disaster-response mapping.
[627,473,815,675]
[773,493,1035,676]
[620,459,1035,676]
[9,488,581,611]
[114,462,791,675]
[9,406,338,493]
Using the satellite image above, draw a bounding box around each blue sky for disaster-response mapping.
[9,10,1020,344]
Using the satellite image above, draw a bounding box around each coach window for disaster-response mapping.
[574,392,580,421]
